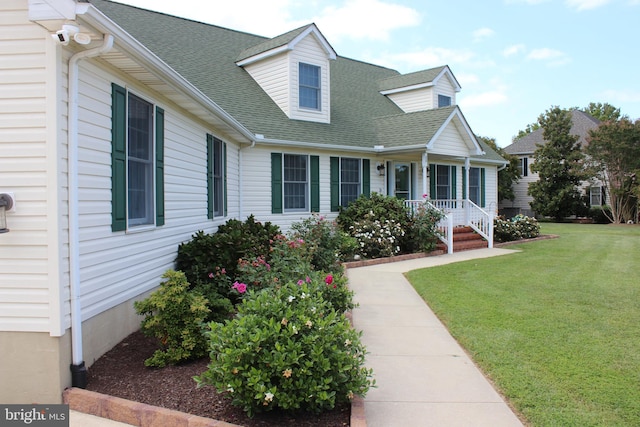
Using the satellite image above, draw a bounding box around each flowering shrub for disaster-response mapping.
[290,214,358,272]
[195,282,374,417]
[494,214,540,242]
[337,193,413,255]
[134,270,210,367]
[175,215,280,298]
[410,203,445,252]
[349,210,405,258]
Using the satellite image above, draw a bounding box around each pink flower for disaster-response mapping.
[297,280,304,286]
[306,276,311,284]
[325,274,333,285]
[232,281,247,294]
[422,193,428,199]
[221,268,226,274]
[208,272,214,279]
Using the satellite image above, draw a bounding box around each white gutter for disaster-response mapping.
[68,34,114,388]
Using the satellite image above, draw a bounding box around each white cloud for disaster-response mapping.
[526,48,571,66]
[601,89,640,103]
[503,44,526,57]
[372,47,476,70]
[315,0,422,42]
[565,0,613,10]
[456,73,480,87]
[472,27,495,42]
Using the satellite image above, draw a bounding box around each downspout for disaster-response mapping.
[238,138,257,219]
[68,34,114,388]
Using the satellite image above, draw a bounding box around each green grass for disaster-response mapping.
[406,223,640,426]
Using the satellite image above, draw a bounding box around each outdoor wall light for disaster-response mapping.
[376,162,385,176]
[0,193,14,233]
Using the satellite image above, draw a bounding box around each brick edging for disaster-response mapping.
[343,250,444,269]
[63,387,241,427]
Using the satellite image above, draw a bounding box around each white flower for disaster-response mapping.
[227,385,234,393]
[345,339,352,346]
[288,295,295,302]
[301,292,307,299]
[265,392,274,402]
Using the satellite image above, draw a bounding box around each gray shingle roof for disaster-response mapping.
[378,66,448,92]
[89,0,503,163]
[504,110,600,155]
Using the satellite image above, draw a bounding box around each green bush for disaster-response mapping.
[175,215,280,299]
[312,271,355,314]
[410,203,445,252]
[337,193,413,256]
[195,282,374,417]
[589,206,612,224]
[290,215,358,272]
[134,270,210,367]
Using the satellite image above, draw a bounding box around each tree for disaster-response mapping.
[477,136,520,202]
[586,118,640,223]
[528,107,588,220]
[514,122,540,141]
[583,102,622,122]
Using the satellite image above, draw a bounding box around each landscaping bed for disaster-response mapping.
[86,329,350,427]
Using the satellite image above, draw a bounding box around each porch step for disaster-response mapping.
[436,226,488,253]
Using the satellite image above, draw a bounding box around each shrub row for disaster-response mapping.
[494,214,541,242]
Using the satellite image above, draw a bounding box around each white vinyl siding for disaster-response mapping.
[433,76,456,107]
[429,124,472,157]
[0,4,57,333]
[243,52,290,116]
[386,87,434,112]
[289,35,330,123]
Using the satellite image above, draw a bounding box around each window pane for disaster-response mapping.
[127,93,154,226]
[469,167,480,205]
[436,165,450,200]
[341,158,360,207]
[299,63,320,110]
[213,139,223,216]
[284,154,308,211]
[438,95,451,107]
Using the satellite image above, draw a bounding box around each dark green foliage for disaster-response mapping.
[582,102,622,122]
[175,215,280,298]
[410,203,445,252]
[528,107,588,220]
[290,215,358,272]
[194,282,374,417]
[134,270,210,367]
[589,206,613,224]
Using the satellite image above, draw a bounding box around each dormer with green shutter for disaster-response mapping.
[236,24,337,124]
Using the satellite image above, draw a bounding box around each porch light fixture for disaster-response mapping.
[0,193,14,234]
[376,162,385,176]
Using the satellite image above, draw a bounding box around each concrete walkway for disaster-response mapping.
[348,248,524,427]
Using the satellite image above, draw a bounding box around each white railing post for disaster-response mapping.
[488,210,494,248]
[447,214,454,254]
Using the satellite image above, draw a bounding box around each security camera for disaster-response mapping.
[52,29,70,45]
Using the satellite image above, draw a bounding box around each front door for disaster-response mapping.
[395,163,410,199]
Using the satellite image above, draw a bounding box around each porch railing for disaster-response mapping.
[404,199,494,253]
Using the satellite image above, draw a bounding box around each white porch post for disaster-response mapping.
[422,151,428,199]
[464,157,470,225]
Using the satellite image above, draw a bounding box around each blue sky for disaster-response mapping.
[115,0,640,147]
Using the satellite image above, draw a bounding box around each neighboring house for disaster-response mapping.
[0,0,506,403]
[500,110,602,217]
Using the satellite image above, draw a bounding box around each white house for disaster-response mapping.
[500,109,602,217]
[0,0,506,403]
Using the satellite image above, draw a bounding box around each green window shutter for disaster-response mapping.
[111,83,127,232]
[206,134,214,219]
[481,168,486,207]
[451,166,457,199]
[155,107,165,226]
[462,167,467,199]
[330,157,339,212]
[271,153,283,214]
[310,155,320,212]
[223,142,228,216]
[362,159,370,197]
[429,164,435,199]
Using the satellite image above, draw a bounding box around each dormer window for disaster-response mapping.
[438,94,451,108]
[299,63,321,110]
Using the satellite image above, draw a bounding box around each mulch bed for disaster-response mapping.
[86,330,350,426]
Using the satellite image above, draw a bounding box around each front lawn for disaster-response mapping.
[406,223,640,426]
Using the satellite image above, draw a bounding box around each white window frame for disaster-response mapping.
[283,153,309,212]
[340,157,361,207]
[518,157,528,177]
[435,165,452,199]
[469,167,481,205]
[590,186,602,206]
[299,62,321,111]
[127,92,155,228]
